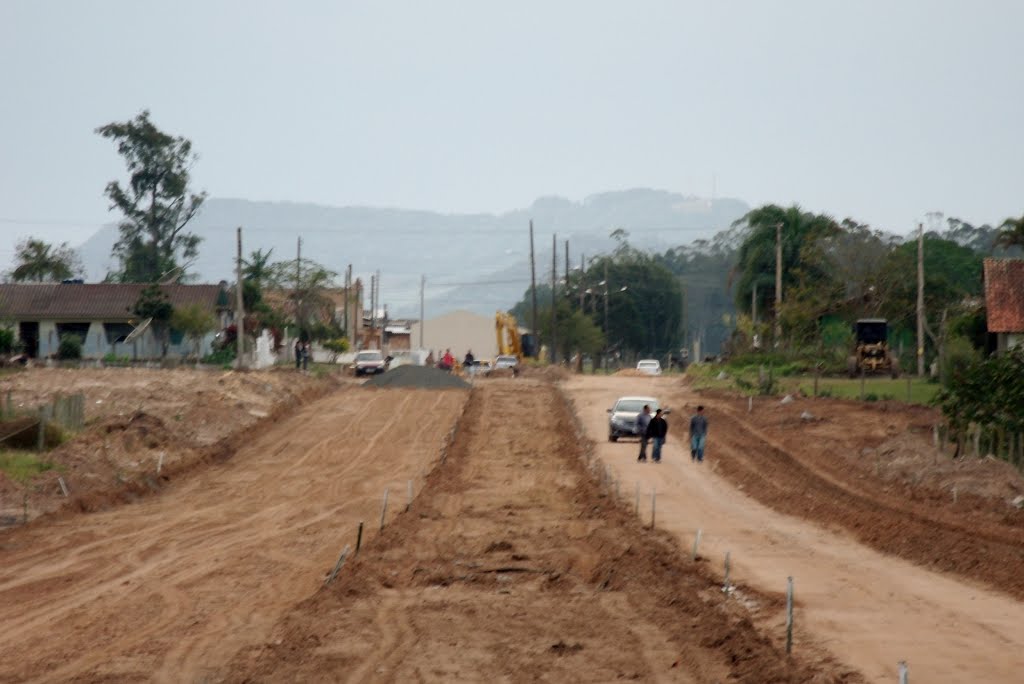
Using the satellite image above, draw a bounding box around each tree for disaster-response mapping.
[265,257,340,340]
[9,238,82,282]
[995,215,1024,250]
[133,284,174,357]
[242,248,275,286]
[96,110,206,282]
[171,304,217,360]
[731,204,839,321]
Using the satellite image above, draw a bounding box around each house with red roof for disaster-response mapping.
[0,282,232,360]
[983,258,1024,353]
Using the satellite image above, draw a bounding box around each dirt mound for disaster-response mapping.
[517,365,570,381]
[613,368,647,377]
[363,365,469,389]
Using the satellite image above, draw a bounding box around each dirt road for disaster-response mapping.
[0,387,466,682]
[564,375,1024,683]
[229,380,833,682]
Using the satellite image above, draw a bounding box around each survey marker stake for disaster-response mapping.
[325,545,351,585]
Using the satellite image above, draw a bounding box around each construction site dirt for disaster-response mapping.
[2,371,1023,682]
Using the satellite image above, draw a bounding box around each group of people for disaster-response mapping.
[635,404,708,464]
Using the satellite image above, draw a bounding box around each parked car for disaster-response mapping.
[466,360,492,376]
[636,359,662,376]
[606,395,670,442]
[353,350,388,376]
[493,355,519,370]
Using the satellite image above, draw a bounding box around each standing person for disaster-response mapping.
[636,404,652,462]
[646,408,668,463]
[301,341,310,371]
[464,349,475,367]
[689,405,708,462]
[294,338,303,370]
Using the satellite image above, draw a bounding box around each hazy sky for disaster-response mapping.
[2,0,1023,264]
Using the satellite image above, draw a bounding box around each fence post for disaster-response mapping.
[785,576,794,654]
[379,488,389,531]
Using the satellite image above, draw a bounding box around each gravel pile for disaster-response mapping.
[363,365,470,389]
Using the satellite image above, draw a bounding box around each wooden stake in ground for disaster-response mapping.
[406,479,413,512]
[325,545,351,585]
[379,488,389,531]
[58,477,69,498]
[723,551,731,592]
[356,521,364,553]
[650,488,656,528]
[898,660,908,684]
[785,576,794,654]
[691,529,702,560]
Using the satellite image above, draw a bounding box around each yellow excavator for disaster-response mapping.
[495,312,523,360]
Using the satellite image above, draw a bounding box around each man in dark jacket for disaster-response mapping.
[645,408,668,463]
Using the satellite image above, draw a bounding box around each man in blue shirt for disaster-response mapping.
[689,405,708,462]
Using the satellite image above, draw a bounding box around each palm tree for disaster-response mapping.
[242,248,275,286]
[9,239,81,282]
[995,215,1024,250]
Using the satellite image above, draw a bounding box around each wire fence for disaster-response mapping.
[0,392,86,449]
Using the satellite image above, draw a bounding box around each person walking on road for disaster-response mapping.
[646,408,668,463]
[689,405,708,462]
[636,404,652,462]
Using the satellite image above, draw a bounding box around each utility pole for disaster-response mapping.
[917,222,925,376]
[419,275,425,350]
[376,270,382,350]
[372,272,380,348]
[603,260,610,344]
[529,221,538,344]
[235,226,245,370]
[551,234,557,364]
[344,264,352,339]
[774,222,783,347]
[579,254,585,310]
[564,239,570,300]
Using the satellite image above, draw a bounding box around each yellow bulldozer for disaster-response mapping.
[847,318,900,379]
[495,312,523,360]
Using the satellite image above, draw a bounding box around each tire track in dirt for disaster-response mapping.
[565,375,1024,683]
[691,395,1024,600]
[225,380,840,683]
[0,386,467,683]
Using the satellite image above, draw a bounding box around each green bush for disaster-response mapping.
[202,347,236,365]
[941,335,979,386]
[57,334,82,360]
[0,327,15,354]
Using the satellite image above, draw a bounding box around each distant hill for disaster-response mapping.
[76,189,749,316]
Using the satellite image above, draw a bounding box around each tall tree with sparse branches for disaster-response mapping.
[96,110,206,283]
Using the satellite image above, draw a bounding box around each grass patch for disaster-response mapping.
[686,364,940,405]
[0,450,55,483]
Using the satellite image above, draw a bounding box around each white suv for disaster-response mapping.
[636,359,662,376]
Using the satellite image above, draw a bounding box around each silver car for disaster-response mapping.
[606,395,669,442]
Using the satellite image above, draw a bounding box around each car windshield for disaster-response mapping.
[614,399,658,413]
[495,356,517,366]
[357,351,383,361]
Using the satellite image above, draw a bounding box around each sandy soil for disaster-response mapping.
[563,375,1024,683]
[0,386,467,682]
[227,380,837,682]
[0,367,341,523]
